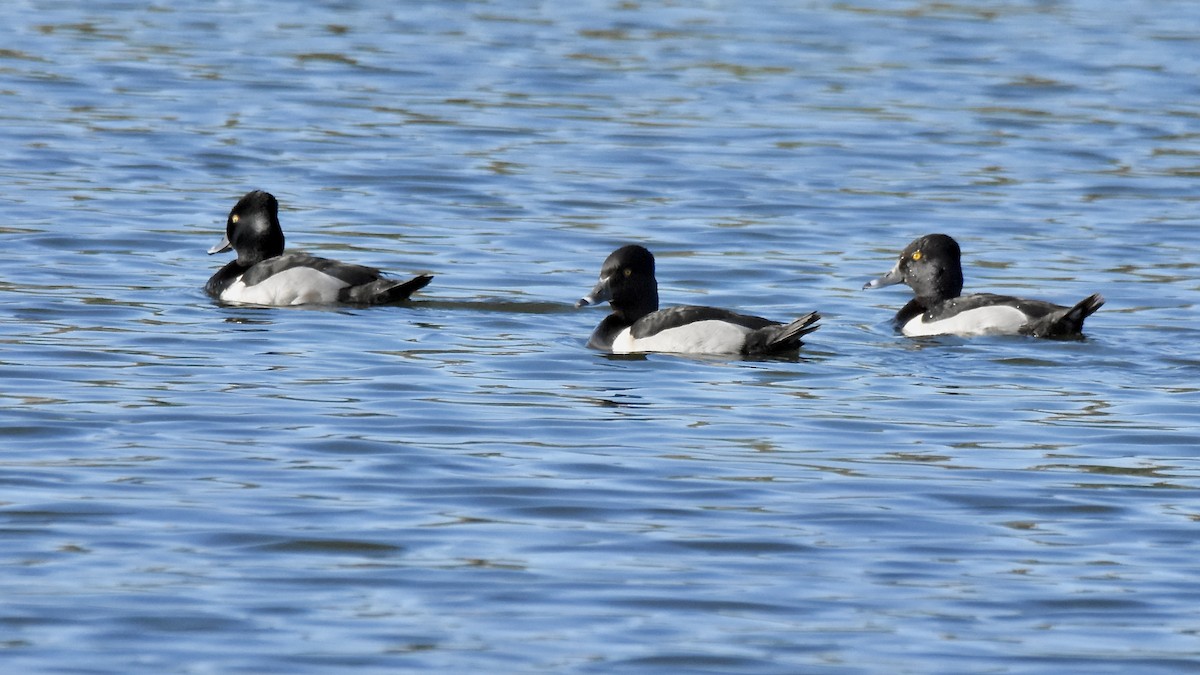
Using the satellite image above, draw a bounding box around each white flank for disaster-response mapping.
[221,267,349,306]
[902,304,1028,337]
[611,320,752,354]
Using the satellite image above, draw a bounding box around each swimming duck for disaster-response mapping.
[205,190,432,306]
[864,233,1103,338]
[577,244,820,355]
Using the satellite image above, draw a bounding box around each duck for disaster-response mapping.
[205,190,432,306]
[576,244,820,355]
[863,233,1103,338]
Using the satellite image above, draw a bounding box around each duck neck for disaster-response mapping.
[615,286,658,324]
[918,266,962,303]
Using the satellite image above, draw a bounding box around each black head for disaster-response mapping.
[208,190,286,266]
[576,244,660,321]
[864,233,964,302]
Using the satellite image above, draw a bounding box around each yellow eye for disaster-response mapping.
[623,268,632,277]
[911,250,922,261]
[231,214,240,224]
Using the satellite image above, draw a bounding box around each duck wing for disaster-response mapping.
[630,306,776,339]
[743,311,821,354]
[1019,293,1104,338]
[240,253,383,288]
[340,274,433,305]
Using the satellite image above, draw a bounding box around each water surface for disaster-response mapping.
[2,1,1200,673]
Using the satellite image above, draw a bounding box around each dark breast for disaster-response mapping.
[205,260,247,299]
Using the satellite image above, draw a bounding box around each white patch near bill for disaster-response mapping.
[221,267,349,306]
[611,320,752,354]
[901,304,1028,337]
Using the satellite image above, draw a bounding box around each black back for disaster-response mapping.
[630,305,777,339]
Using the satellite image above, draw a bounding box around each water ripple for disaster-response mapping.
[1,0,1199,673]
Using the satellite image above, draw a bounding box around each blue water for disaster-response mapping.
[3,1,1200,673]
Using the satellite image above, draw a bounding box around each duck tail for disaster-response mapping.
[342,274,433,305]
[747,311,821,354]
[1028,293,1104,338]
